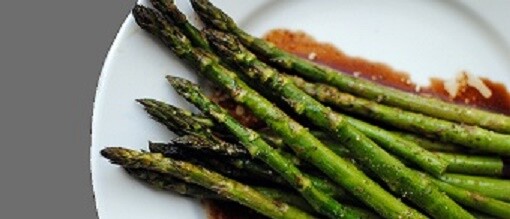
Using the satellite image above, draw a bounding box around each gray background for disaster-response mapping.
[0,0,135,217]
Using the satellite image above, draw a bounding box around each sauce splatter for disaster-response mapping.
[206,29,510,219]
[265,29,510,115]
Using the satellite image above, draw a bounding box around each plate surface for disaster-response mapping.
[91,1,510,218]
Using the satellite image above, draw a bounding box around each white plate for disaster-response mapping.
[91,1,510,218]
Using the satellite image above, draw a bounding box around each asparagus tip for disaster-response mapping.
[132,4,172,35]
[166,75,196,91]
[132,5,157,29]
[135,98,152,106]
[151,0,187,24]
[204,28,242,56]
[101,147,129,165]
[190,0,234,31]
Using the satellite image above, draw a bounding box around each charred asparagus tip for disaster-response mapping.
[135,98,154,107]
[132,5,159,30]
[150,0,188,24]
[190,0,235,31]
[101,147,136,165]
[166,75,196,92]
[204,28,241,54]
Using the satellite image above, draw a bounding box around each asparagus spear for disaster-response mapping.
[133,6,419,218]
[139,98,345,196]
[136,98,214,137]
[127,167,316,213]
[170,133,249,158]
[439,173,510,202]
[139,98,353,201]
[189,0,510,134]
[101,147,314,219]
[146,100,506,178]
[293,133,510,218]
[128,167,381,218]
[147,141,282,186]
[258,131,510,217]
[167,76,368,219]
[301,134,510,217]
[435,153,505,177]
[149,140,290,187]
[288,76,510,155]
[138,96,507,217]
[125,168,220,199]
[204,29,472,219]
[168,7,448,175]
[149,137,352,202]
[426,175,510,218]
[303,132,510,218]
[137,95,229,134]
[205,30,448,176]
[391,131,471,153]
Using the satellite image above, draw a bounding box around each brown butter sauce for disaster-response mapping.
[206,29,510,219]
[265,29,510,115]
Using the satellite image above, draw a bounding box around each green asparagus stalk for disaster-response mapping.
[138,98,239,143]
[470,212,500,219]
[260,132,510,218]
[137,98,214,137]
[149,141,290,186]
[305,134,510,218]
[140,99,507,177]
[190,0,510,134]
[101,147,314,219]
[139,96,508,217]
[149,137,352,202]
[133,5,419,218]
[299,134,510,218]
[148,141,282,186]
[170,133,249,158]
[127,167,317,213]
[264,131,510,217]
[204,29,472,218]
[147,99,506,178]
[167,76,367,218]
[258,190,379,219]
[144,88,353,185]
[199,26,448,175]
[313,130,510,177]
[288,76,510,155]
[140,100,349,199]
[391,131,470,153]
[300,135,510,218]
[435,153,505,177]
[439,173,510,202]
[226,157,348,202]
[125,168,220,199]
[426,175,510,218]
[205,29,448,176]
[253,188,317,215]
[128,167,381,218]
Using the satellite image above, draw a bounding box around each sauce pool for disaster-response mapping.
[265,29,510,115]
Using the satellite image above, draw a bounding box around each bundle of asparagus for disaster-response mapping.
[101,0,510,218]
